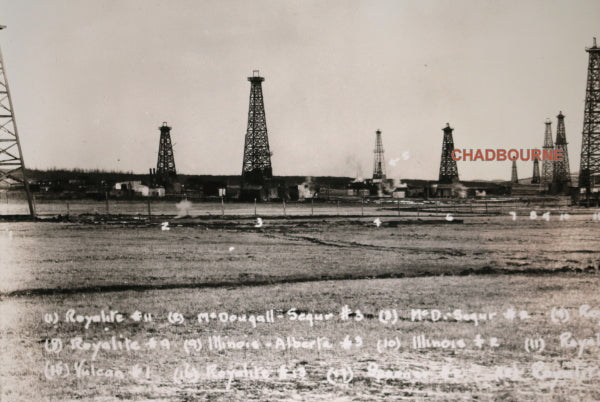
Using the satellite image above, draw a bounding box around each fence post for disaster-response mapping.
[32,194,37,217]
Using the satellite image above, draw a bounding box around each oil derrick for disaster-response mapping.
[0,25,34,216]
[541,119,554,184]
[241,70,272,189]
[531,157,541,184]
[438,123,459,183]
[156,122,178,190]
[552,111,571,193]
[148,168,157,187]
[511,161,518,183]
[578,38,600,197]
[372,130,386,181]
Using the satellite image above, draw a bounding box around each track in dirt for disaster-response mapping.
[4,265,597,298]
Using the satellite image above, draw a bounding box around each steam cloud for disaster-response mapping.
[175,199,193,218]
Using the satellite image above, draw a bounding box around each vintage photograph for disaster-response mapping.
[1,1,599,400]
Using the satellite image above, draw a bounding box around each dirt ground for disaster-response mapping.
[1,211,599,401]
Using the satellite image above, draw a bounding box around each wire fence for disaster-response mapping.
[0,195,582,220]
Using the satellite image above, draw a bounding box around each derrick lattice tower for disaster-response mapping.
[0,25,34,216]
[241,70,272,184]
[532,157,541,184]
[511,161,519,183]
[578,37,600,195]
[372,129,386,181]
[438,123,459,183]
[156,122,177,186]
[552,111,571,190]
[541,119,554,184]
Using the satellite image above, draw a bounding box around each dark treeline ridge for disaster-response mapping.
[24,168,507,190]
[25,168,354,186]
[26,168,145,185]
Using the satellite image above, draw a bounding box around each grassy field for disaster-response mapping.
[1,206,599,400]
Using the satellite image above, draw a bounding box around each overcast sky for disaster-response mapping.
[1,0,599,180]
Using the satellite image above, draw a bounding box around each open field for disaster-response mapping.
[1,204,600,400]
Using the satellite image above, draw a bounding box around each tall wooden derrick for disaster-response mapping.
[0,25,34,216]
[578,38,600,198]
[241,70,272,185]
[156,122,178,190]
[552,111,571,193]
[541,119,554,185]
[511,161,519,183]
[438,123,459,184]
[531,157,541,184]
[372,130,386,181]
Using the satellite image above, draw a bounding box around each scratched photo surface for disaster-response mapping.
[1,1,600,401]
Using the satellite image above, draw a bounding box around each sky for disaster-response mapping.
[0,0,599,181]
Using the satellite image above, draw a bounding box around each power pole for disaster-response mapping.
[0,25,34,217]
